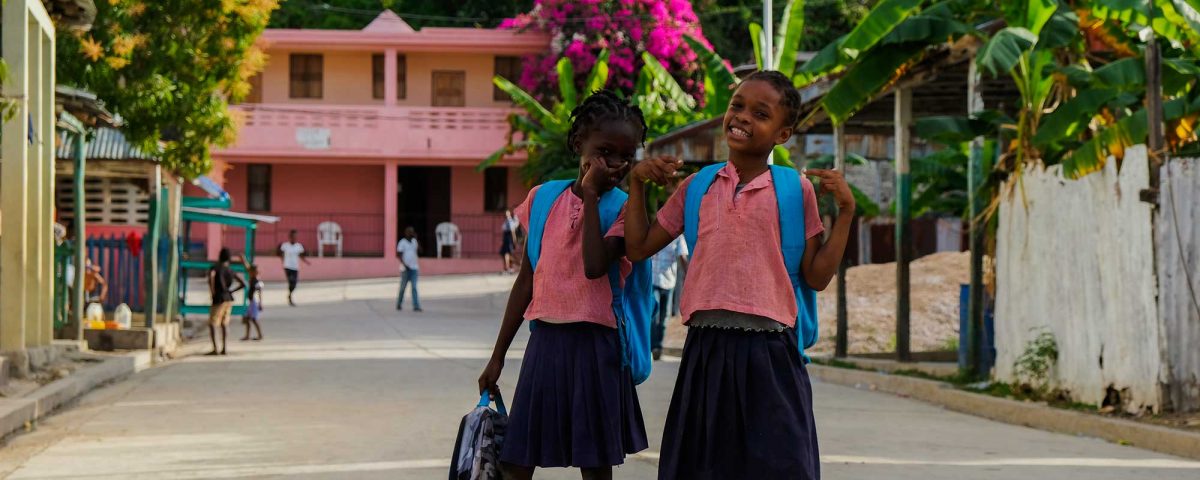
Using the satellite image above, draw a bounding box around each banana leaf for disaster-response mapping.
[556,57,577,111]
[840,0,925,60]
[492,76,564,134]
[914,114,1004,144]
[1034,88,1122,148]
[820,43,925,125]
[773,145,794,168]
[750,22,764,71]
[1061,109,1147,178]
[774,0,806,77]
[1038,9,1080,50]
[584,49,610,95]
[1092,57,1145,90]
[975,27,1038,77]
[639,52,697,112]
[794,36,846,87]
[880,15,972,45]
[1002,0,1058,35]
[686,36,738,118]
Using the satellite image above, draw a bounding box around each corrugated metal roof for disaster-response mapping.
[56,126,155,161]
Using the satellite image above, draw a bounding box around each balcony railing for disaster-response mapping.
[220,104,521,161]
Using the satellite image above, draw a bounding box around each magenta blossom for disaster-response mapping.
[497,0,711,104]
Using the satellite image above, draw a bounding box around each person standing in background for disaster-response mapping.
[650,235,688,360]
[396,226,422,312]
[278,230,310,306]
[500,209,521,274]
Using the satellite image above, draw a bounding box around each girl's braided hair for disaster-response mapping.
[567,90,648,154]
[743,70,802,129]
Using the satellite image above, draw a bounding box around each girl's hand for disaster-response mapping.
[807,169,856,213]
[631,155,683,185]
[580,156,619,197]
[478,360,503,395]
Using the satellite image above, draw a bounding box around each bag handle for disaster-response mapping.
[477,390,507,416]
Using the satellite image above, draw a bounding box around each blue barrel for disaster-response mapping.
[959,284,996,372]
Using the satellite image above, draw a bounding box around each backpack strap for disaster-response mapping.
[771,165,820,356]
[525,180,574,272]
[683,163,726,257]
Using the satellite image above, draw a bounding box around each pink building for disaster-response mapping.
[205,12,548,281]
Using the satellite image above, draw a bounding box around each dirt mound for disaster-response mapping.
[811,251,969,355]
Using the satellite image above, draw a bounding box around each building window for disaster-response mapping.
[247,164,271,212]
[289,54,323,99]
[432,71,466,107]
[484,167,508,213]
[493,56,521,101]
[372,53,407,100]
[243,73,262,104]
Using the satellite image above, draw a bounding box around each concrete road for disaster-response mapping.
[0,276,1197,479]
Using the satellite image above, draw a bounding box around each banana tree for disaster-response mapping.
[479,52,613,182]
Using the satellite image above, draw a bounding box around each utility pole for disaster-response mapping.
[894,88,913,362]
[834,123,849,357]
[764,0,774,165]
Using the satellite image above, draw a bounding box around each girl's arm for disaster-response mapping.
[625,156,684,262]
[801,169,856,291]
[478,254,535,395]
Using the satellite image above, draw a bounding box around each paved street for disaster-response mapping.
[0,276,1198,479]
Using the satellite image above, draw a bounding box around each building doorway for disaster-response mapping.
[396,166,450,257]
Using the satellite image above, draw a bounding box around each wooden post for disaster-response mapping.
[144,166,163,328]
[966,59,986,378]
[71,132,87,339]
[38,26,54,346]
[834,123,849,358]
[26,26,45,347]
[2,0,33,354]
[894,88,913,362]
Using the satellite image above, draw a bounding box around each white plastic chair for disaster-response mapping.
[435,222,462,258]
[316,221,343,257]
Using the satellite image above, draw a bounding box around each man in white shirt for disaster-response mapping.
[396,226,422,312]
[278,230,310,306]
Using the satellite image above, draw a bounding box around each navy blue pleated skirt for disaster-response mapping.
[658,326,820,480]
[500,320,648,468]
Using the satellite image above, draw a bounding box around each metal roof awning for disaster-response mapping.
[181,207,279,228]
[55,126,153,161]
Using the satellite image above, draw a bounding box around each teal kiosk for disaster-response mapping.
[179,178,278,317]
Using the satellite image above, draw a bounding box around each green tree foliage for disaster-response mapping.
[56,0,278,180]
[267,0,533,29]
[696,0,873,66]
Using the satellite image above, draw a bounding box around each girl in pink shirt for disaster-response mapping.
[478,91,649,479]
[625,71,857,480]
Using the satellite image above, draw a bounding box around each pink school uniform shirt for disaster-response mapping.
[657,163,824,328]
[515,185,632,328]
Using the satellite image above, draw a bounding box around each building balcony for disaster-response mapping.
[216,104,524,165]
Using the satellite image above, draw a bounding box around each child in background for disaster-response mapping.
[241,264,264,341]
[625,71,856,480]
[478,91,649,480]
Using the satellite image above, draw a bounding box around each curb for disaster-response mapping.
[0,352,147,442]
[807,364,1200,461]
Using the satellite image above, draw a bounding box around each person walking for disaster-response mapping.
[500,209,520,274]
[208,248,245,356]
[396,226,422,312]
[650,235,688,360]
[278,230,309,306]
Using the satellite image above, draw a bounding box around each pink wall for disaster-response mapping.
[259,51,517,109]
[221,163,386,256]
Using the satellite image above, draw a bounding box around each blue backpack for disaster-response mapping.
[683,163,819,361]
[525,180,656,384]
